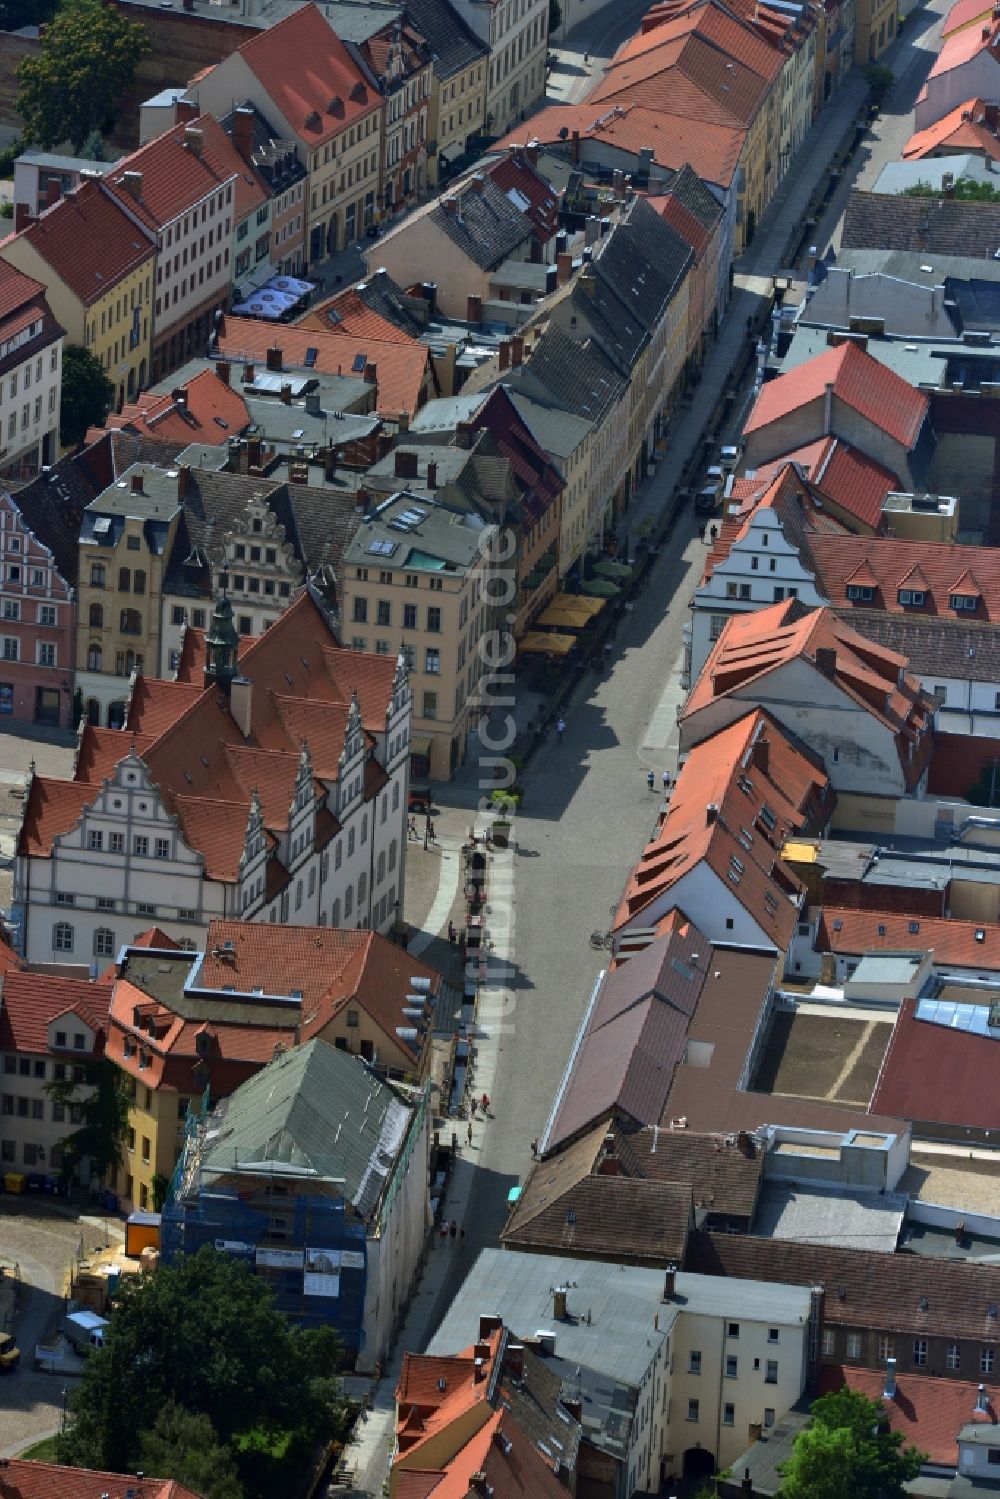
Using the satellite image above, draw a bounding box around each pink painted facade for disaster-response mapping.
[0,491,76,727]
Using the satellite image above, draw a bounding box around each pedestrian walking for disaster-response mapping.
[460,1226,466,1243]
[449,1219,457,1240]
[662,770,670,792]
[647,769,655,792]
[698,522,706,542]
[530,1138,539,1158]
[428,819,437,844]
[709,523,718,542]
[470,1095,478,1117]
[555,716,566,742]
[467,1120,473,1146]
[440,1221,448,1242]
[482,1092,491,1114]
[408,816,418,840]
[451,1129,458,1154]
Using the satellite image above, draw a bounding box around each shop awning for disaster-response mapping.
[409,736,434,756]
[593,559,633,580]
[518,630,576,655]
[580,577,622,598]
[536,593,604,629]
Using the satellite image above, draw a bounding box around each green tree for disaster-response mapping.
[17,0,150,151]
[58,1246,346,1491]
[780,1387,925,1499]
[46,1057,130,1185]
[864,62,895,104]
[80,127,107,162]
[59,344,114,447]
[139,1404,245,1499]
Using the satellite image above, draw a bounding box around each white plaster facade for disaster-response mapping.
[452,0,549,135]
[0,326,62,485]
[0,1009,101,1181]
[362,1090,432,1370]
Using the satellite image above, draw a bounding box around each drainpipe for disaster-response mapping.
[823,381,834,435]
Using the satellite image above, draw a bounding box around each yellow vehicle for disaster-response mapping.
[0,1333,20,1372]
[3,1173,25,1194]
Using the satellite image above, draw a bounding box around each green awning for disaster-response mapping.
[580,577,622,597]
[593,559,633,580]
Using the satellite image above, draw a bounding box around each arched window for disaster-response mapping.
[120,608,141,636]
[87,644,102,672]
[53,921,73,953]
[94,928,115,957]
[89,603,103,628]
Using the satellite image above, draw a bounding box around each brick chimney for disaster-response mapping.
[571,128,580,162]
[511,335,524,367]
[455,421,475,450]
[556,251,573,286]
[177,463,190,499]
[467,294,483,323]
[752,735,769,775]
[662,1263,677,1300]
[706,802,719,826]
[175,98,199,125]
[498,341,511,372]
[505,1343,525,1380]
[216,360,231,387]
[394,450,418,479]
[242,361,255,385]
[234,105,255,164]
[426,460,438,489]
[280,382,292,404]
[526,142,539,164]
[479,1314,503,1339]
[266,345,283,372]
[599,1129,620,1175]
[815,645,837,678]
[364,361,378,385]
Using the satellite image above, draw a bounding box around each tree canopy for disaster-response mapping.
[59,345,114,447]
[57,1246,347,1498]
[17,0,150,152]
[780,1387,925,1499]
[46,1057,130,1184]
[139,1404,245,1499]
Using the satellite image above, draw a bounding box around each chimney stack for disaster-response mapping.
[183,125,204,157]
[305,389,321,416]
[498,341,511,372]
[556,251,573,286]
[815,646,837,678]
[511,335,524,367]
[398,411,410,434]
[216,359,231,387]
[456,421,475,450]
[883,1357,897,1399]
[280,382,292,405]
[394,450,418,479]
[706,802,719,826]
[243,361,255,385]
[364,361,378,385]
[266,345,283,372]
[571,129,580,162]
[823,379,834,434]
[977,1384,990,1415]
[122,170,144,201]
[177,463,190,499]
[752,734,770,775]
[506,1343,525,1381]
[741,1470,753,1499]
[175,97,199,125]
[14,202,34,233]
[230,675,253,737]
[662,1264,676,1300]
[426,460,438,489]
[479,1314,503,1339]
[467,294,483,324]
[552,1286,568,1320]
[234,105,255,164]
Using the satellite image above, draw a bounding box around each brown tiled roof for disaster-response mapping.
[818,1365,995,1466]
[871,993,1000,1131]
[94,368,251,446]
[810,534,1000,621]
[1,179,155,307]
[838,609,1000,683]
[685,1230,1000,1341]
[615,1124,764,1217]
[816,906,1000,969]
[841,188,1000,258]
[903,97,1000,160]
[752,436,900,532]
[0,259,47,320]
[0,972,112,1055]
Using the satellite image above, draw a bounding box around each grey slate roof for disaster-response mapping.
[838,609,1000,683]
[347,492,491,568]
[315,0,401,41]
[355,268,429,337]
[429,176,531,270]
[506,390,593,459]
[841,189,1000,259]
[508,324,627,425]
[282,481,365,577]
[197,1038,413,1222]
[835,246,1000,283]
[667,162,724,232]
[404,0,488,77]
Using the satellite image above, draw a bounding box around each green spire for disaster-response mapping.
[204,593,239,691]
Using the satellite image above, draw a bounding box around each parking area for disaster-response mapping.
[0,1197,115,1454]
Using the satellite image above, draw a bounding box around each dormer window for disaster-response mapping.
[846,585,873,602]
[898,589,925,607]
[951,593,977,612]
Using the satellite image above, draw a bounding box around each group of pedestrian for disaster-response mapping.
[440,1218,465,1244]
[698,523,719,544]
[647,768,674,793]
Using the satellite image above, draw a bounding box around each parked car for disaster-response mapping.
[0,1333,20,1372]
[408,785,434,815]
[695,484,721,515]
[62,1309,109,1357]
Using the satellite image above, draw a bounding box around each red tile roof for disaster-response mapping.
[300,287,420,343]
[744,341,929,451]
[213,314,432,417]
[944,0,993,36]
[496,103,745,187]
[753,436,901,532]
[927,19,1000,80]
[614,709,828,945]
[817,1364,994,1465]
[871,992,1000,1131]
[94,368,251,445]
[808,534,1000,621]
[683,600,934,789]
[1,179,155,307]
[234,3,381,146]
[903,97,1000,159]
[0,972,112,1055]
[646,192,711,255]
[0,260,47,322]
[483,150,561,241]
[19,592,400,891]
[816,907,1000,970]
[104,115,255,233]
[0,1463,201,1499]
